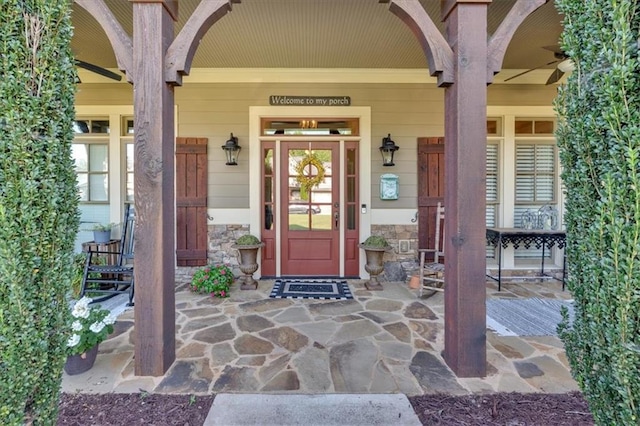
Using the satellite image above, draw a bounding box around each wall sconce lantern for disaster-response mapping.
[379,134,399,166]
[221,133,241,165]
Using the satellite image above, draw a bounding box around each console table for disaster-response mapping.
[486,227,566,291]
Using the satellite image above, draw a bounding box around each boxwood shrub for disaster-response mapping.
[0,0,79,424]
[555,1,640,424]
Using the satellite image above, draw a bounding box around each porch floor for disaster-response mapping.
[61,277,578,396]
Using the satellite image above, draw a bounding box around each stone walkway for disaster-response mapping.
[61,277,579,397]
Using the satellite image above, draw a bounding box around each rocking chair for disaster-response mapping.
[80,202,135,306]
[418,202,445,298]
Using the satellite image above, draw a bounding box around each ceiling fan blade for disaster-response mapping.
[545,68,565,85]
[75,60,122,81]
[504,60,558,82]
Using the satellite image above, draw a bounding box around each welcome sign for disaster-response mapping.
[269,95,351,106]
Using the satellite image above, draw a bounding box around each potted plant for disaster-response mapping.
[190,264,235,298]
[65,296,116,375]
[359,235,391,290]
[91,222,114,244]
[231,234,265,290]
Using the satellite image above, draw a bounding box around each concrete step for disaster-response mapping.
[204,393,422,426]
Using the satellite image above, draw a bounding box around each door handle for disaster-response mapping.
[334,212,339,230]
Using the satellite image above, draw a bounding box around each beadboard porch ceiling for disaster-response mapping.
[70,0,564,84]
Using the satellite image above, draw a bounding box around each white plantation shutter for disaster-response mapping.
[515,142,556,259]
[486,143,498,257]
[516,144,555,203]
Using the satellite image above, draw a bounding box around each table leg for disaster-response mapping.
[541,240,546,275]
[497,237,502,291]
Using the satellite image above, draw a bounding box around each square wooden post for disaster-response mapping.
[442,0,489,377]
[131,0,176,376]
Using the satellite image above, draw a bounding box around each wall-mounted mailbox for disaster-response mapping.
[380,173,399,200]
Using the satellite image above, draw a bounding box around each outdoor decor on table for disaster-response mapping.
[231,234,265,290]
[359,235,391,290]
[190,264,235,298]
[270,279,353,300]
[65,297,116,375]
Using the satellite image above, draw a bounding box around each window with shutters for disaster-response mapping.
[514,119,557,259]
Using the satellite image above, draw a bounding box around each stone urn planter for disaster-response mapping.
[232,234,265,290]
[359,236,391,291]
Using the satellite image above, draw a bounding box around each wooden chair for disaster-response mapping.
[80,203,135,306]
[418,202,445,298]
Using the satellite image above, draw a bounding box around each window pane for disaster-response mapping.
[515,120,533,134]
[89,144,108,171]
[77,174,88,201]
[126,172,134,202]
[73,120,90,134]
[91,120,110,134]
[72,145,88,171]
[534,120,554,134]
[516,176,535,202]
[126,144,134,172]
[346,148,356,174]
[89,174,108,201]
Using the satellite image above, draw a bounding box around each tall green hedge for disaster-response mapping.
[0,0,78,424]
[555,1,640,424]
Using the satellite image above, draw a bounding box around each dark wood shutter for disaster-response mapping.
[176,137,208,266]
[417,137,444,251]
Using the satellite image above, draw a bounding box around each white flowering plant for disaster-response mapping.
[67,296,116,356]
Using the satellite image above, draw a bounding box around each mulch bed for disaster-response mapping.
[57,391,594,425]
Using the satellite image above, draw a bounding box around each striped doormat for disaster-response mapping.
[269,279,353,300]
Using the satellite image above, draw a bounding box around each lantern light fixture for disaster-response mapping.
[379,134,399,166]
[221,133,241,165]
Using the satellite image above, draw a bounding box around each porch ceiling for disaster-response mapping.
[71,0,563,83]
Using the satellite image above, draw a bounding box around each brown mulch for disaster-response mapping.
[57,391,594,425]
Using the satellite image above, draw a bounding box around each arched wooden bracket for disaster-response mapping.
[74,0,134,83]
[487,0,548,84]
[165,0,240,85]
[385,0,454,86]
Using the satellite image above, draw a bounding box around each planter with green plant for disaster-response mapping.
[91,223,114,244]
[231,234,265,290]
[359,236,391,290]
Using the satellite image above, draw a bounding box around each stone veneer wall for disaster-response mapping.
[175,224,252,286]
[370,224,420,277]
[176,223,421,286]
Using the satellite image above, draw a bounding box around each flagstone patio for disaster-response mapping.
[61,277,578,397]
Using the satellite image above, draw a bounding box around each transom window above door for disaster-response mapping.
[261,117,359,136]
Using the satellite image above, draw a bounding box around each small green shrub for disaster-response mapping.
[235,234,261,246]
[361,235,389,248]
[90,223,114,232]
[190,264,235,298]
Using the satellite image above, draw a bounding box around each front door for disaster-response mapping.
[281,141,339,275]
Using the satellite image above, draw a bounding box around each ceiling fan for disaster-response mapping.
[504,46,572,85]
[75,59,122,81]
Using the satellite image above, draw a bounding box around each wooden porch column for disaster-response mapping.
[131,0,177,376]
[441,0,490,377]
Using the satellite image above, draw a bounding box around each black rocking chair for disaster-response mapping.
[80,203,135,306]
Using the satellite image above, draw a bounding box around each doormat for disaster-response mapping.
[486,297,574,337]
[269,279,353,300]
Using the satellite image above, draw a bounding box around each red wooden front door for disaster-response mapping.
[280,141,340,276]
[176,137,208,266]
[417,137,445,251]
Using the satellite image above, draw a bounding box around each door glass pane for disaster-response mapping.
[288,146,332,231]
[347,204,356,230]
[264,148,274,230]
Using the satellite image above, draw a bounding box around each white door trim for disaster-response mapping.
[249,106,372,278]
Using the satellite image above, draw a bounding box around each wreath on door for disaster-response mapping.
[295,152,325,194]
